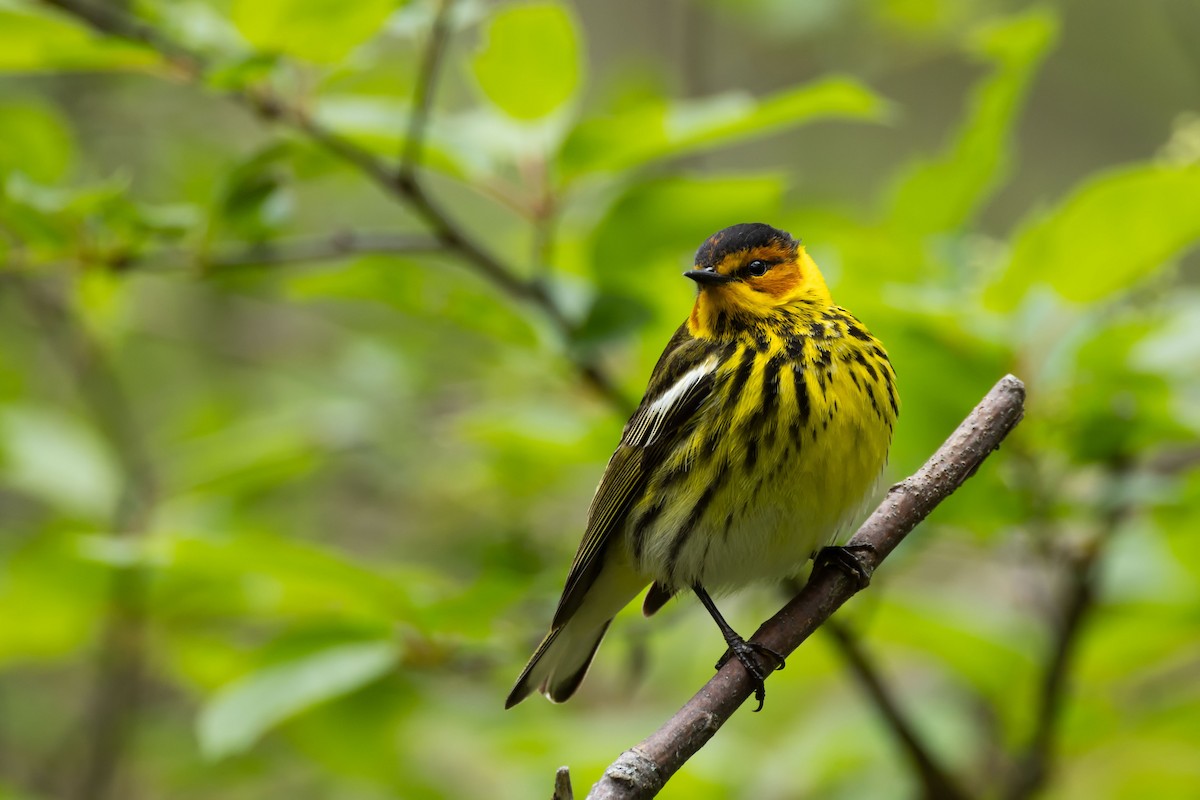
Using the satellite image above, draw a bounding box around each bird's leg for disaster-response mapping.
[815,542,877,589]
[693,585,785,712]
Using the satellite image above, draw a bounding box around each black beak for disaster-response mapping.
[684,268,732,286]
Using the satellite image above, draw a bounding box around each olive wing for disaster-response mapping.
[551,326,721,627]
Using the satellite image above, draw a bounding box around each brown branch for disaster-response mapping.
[553,766,575,800]
[399,0,454,182]
[826,621,969,800]
[586,374,1026,800]
[9,275,157,800]
[35,0,632,413]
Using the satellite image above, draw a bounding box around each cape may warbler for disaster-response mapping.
[507,223,897,709]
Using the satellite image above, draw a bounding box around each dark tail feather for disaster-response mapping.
[642,581,675,617]
[505,620,612,708]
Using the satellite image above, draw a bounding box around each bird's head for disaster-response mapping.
[685,223,831,336]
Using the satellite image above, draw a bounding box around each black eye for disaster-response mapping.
[747,259,768,277]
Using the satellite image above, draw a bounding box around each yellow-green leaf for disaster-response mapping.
[986,165,1200,308]
[197,641,399,759]
[471,3,581,120]
[0,6,157,72]
[561,77,888,180]
[887,9,1058,233]
[231,0,396,63]
[0,100,74,181]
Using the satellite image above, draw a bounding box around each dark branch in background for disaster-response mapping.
[826,620,968,800]
[1003,461,1129,800]
[776,572,965,799]
[7,276,157,800]
[37,0,633,414]
[2,231,445,280]
[585,375,1026,800]
[203,231,445,271]
[399,0,454,182]
[108,230,444,273]
[1003,551,1096,800]
[1145,444,1200,475]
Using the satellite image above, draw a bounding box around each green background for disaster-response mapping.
[1,0,1199,798]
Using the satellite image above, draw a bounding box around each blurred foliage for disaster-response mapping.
[1,0,1200,799]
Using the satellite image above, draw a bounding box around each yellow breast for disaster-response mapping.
[625,304,897,591]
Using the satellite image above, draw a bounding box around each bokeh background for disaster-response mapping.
[2,0,1199,798]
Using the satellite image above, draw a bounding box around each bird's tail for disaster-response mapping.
[505,618,612,707]
[506,561,647,708]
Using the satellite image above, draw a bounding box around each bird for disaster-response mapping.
[506,223,898,710]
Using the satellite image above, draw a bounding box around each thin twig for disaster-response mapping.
[132,230,442,273]
[826,621,968,800]
[4,232,443,280]
[399,0,455,182]
[528,155,559,279]
[1002,549,1098,800]
[204,231,444,270]
[586,375,1026,800]
[9,276,158,800]
[1003,463,1130,800]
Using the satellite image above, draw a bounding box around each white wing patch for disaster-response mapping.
[625,357,719,447]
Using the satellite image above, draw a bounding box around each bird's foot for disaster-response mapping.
[815,542,877,589]
[715,636,786,712]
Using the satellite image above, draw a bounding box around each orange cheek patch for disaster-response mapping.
[753,270,800,298]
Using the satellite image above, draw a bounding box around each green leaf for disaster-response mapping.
[197,640,399,759]
[132,201,203,237]
[202,53,281,92]
[0,533,107,666]
[213,143,295,241]
[157,532,419,623]
[470,2,582,120]
[231,0,396,63]
[887,9,1058,233]
[0,172,195,265]
[572,289,655,351]
[1059,314,1196,461]
[0,407,118,518]
[141,0,248,56]
[285,254,538,346]
[560,77,888,180]
[0,100,74,182]
[0,5,157,72]
[986,165,1200,308]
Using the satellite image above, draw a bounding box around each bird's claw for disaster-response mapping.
[815,543,876,589]
[715,638,786,712]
